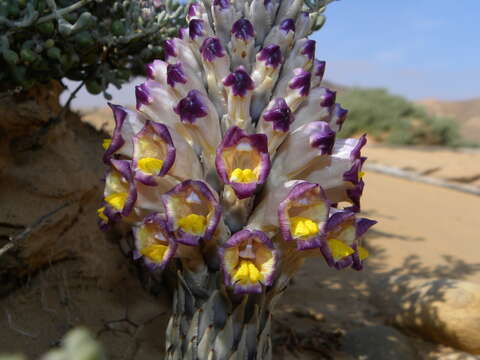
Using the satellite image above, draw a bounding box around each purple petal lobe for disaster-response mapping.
[289,69,311,96]
[356,218,377,238]
[314,60,326,79]
[309,122,336,155]
[343,158,366,184]
[188,2,200,17]
[200,37,225,61]
[258,45,283,68]
[135,83,152,110]
[333,104,348,129]
[301,40,316,60]
[346,179,364,213]
[223,67,255,97]
[163,39,176,60]
[167,63,187,88]
[351,134,367,161]
[231,18,255,41]
[103,103,127,164]
[321,88,336,107]
[189,19,204,39]
[214,0,230,9]
[262,98,294,132]
[279,18,295,33]
[174,90,208,123]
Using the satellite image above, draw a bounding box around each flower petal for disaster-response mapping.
[272,121,336,178]
[103,104,147,164]
[219,229,278,294]
[321,210,376,270]
[132,121,176,184]
[133,213,177,270]
[161,180,221,246]
[215,126,270,199]
[278,181,330,250]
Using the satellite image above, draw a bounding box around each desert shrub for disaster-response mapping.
[337,87,461,146]
[0,0,188,98]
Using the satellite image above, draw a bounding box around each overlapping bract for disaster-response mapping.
[100,0,376,294]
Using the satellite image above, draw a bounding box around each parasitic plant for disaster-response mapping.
[99,0,376,358]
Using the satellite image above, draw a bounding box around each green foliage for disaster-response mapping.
[337,87,461,147]
[304,0,337,31]
[0,0,188,98]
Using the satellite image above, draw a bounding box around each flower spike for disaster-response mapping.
[98,1,377,356]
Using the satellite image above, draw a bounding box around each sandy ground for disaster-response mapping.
[363,171,480,284]
[1,111,480,358]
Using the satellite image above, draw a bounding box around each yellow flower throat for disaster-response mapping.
[140,244,168,262]
[105,192,128,211]
[229,168,257,183]
[178,214,207,235]
[290,216,319,238]
[233,259,263,284]
[138,157,164,175]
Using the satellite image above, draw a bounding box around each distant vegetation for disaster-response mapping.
[337,88,462,147]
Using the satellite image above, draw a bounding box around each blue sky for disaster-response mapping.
[64,0,480,109]
[313,0,480,100]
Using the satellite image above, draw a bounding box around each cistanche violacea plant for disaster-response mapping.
[99,0,376,358]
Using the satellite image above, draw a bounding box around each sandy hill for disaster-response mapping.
[417,97,480,143]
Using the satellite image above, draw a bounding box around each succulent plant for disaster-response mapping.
[100,0,376,358]
[0,0,188,98]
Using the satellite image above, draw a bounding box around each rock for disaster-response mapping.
[341,325,418,360]
[0,83,126,294]
[371,277,480,355]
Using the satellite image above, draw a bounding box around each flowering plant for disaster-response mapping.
[99,0,376,358]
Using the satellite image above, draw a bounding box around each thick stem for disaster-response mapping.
[164,270,274,360]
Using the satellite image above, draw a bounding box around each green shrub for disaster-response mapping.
[337,87,461,146]
[0,0,188,98]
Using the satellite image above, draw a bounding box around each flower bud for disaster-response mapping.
[272,121,336,178]
[257,97,294,153]
[230,18,256,70]
[223,66,255,130]
[305,135,367,212]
